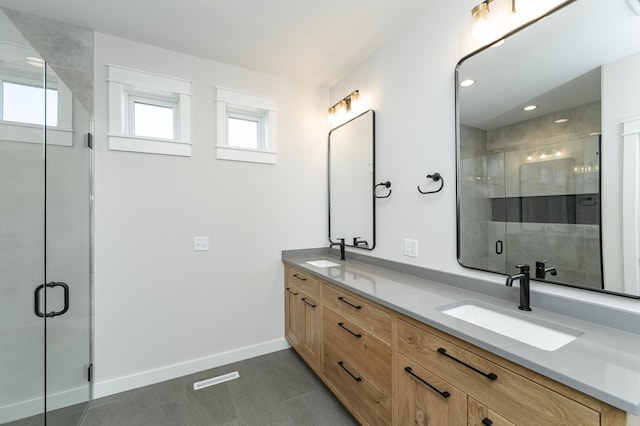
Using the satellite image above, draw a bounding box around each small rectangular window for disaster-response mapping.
[227,113,262,150]
[216,87,277,164]
[108,65,192,156]
[133,101,175,139]
[2,81,58,126]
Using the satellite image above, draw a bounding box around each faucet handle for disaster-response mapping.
[515,264,530,273]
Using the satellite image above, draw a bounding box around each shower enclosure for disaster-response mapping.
[0,8,93,425]
[459,131,602,289]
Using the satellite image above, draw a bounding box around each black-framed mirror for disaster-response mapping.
[329,110,376,250]
[456,0,640,297]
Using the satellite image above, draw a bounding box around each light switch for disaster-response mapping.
[193,236,209,251]
[404,238,418,258]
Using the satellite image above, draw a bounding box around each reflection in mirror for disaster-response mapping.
[456,0,640,297]
[329,110,375,250]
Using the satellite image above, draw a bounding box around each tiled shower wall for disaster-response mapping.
[459,102,602,288]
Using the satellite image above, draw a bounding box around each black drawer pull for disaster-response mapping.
[292,274,307,281]
[286,287,298,296]
[337,322,362,338]
[404,367,450,398]
[437,348,498,380]
[482,418,493,426]
[301,298,316,308]
[337,296,362,309]
[338,361,362,382]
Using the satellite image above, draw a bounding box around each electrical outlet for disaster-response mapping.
[193,236,210,251]
[404,239,418,258]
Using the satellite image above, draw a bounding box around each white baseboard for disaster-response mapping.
[93,338,290,399]
[0,386,89,424]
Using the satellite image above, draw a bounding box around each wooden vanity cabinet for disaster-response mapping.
[398,353,467,425]
[284,266,322,374]
[396,316,625,426]
[283,264,626,426]
[322,283,392,425]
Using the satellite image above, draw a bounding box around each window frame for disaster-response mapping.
[0,58,74,147]
[127,94,179,140]
[216,87,277,164]
[226,109,264,150]
[108,65,191,157]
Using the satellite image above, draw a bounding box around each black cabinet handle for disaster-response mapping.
[337,296,362,309]
[35,282,70,318]
[286,287,299,296]
[482,418,493,426]
[337,322,362,338]
[437,348,497,380]
[495,240,503,255]
[292,274,307,281]
[301,298,316,308]
[338,361,362,382]
[404,366,450,398]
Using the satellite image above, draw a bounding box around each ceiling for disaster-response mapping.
[0,0,432,87]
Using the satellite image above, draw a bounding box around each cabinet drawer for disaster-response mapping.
[324,344,391,426]
[323,283,391,344]
[399,354,467,426]
[285,266,321,299]
[323,307,391,394]
[398,319,599,426]
[468,397,515,426]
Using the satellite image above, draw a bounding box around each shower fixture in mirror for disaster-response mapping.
[455,0,640,297]
[329,110,376,251]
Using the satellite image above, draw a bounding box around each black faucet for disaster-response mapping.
[330,238,346,261]
[505,264,532,311]
[353,237,369,248]
[535,260,558,279]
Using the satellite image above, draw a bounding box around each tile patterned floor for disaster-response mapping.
[79,349,357,426]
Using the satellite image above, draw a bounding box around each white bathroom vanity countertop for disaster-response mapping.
[282,251,640,415]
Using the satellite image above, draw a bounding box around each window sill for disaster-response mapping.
[108,134,191,157]
[216,145,277,164]
[0,121,73,146]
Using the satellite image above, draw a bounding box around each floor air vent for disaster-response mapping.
[193,371,240,391]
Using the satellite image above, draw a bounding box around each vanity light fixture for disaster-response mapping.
[328,90,360,123]
[460,79,476,87]
[471,0,493,40]
[523,105,537,111]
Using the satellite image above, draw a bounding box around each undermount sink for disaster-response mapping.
[305,259,341,268]
[437,300,583,351]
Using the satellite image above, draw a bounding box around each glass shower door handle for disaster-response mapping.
[34,282,70,318]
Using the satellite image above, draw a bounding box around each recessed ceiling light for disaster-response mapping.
[554,118,568,123]
[523,105,537,111]
[26,56,45,68]
[460,79,476,87]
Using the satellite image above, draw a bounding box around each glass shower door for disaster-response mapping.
[0,11,92,423]
[43,64,92,424]
[0,45,47,425]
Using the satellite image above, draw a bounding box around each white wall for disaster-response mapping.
[602,51,640,295]
[93,33,329,396]
[330,0,640,318]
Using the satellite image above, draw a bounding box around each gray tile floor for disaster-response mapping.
[79,349,357,426]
